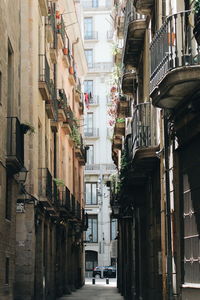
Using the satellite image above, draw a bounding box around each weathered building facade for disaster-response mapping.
[111,0,200,299]
[0,0,87,299]
[0,0,21,299]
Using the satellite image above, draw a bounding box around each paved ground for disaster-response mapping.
[58,278,124,300]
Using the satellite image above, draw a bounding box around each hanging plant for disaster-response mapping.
[53,178,65,187]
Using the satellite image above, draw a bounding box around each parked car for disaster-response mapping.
[93,266,116,278]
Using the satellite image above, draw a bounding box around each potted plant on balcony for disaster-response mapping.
[69,66,74,75]
[193,0,200,45]
[63,47,68,55]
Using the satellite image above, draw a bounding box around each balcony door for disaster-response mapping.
[84,18,93,39]
[85,49,93,68]
[86,112,94,135]
[86,145,94,164]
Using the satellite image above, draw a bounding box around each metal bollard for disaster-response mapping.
[92,278,95,285]
[106,278,109,284]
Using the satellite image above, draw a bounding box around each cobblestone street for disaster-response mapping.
[58,279,124,300]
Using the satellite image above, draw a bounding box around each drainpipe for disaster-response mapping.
[163,111,173,300]
[72,38,79,58]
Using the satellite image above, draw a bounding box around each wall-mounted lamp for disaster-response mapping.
[14,167,28,184]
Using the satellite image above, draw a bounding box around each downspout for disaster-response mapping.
[164,111,173,300]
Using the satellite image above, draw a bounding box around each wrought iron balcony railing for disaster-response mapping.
[38,54,51,92]
[84,128,99,137]
[82,0,111,9]
[150,10,200,94]
[49,81,58,121]
[59,186,71,211]
[57,15,66,45]
[131,102,157,158]
[38,168,53,203]
[85,163,116,171]
[88,95,99,105]
[6,117,24,171]
[84,31,98,40]
[57,88,68,111]
[88,62,113,73]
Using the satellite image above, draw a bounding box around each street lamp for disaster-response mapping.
[14,167,28,184]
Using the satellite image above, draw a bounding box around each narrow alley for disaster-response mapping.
[58,279,123,300]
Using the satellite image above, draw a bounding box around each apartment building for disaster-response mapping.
[111,0,200,299]
[81,0,117,277]
[0,0,87,299]
[0,0,21,299]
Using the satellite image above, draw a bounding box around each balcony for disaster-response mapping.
[127,102,158,184]
[39,0,48,16]
[57,16,66,49]
[150,11,200,109]
[122,69,136,95]
[59,186,71,216]
[117,16,125,39]
[84,128,99,138]
[61,105,74,134]
[6,117,24,172]
[57,89,68,122]
[85,163,116,174]
[117,97,129,118]
[88,95,99,106]
[113,135,122,150]
[82,0,112,10]
[84,31,98,41]
[38,54,51,101]
[107,31,114,41]
[38,168,53,206]
[123,1,146,67]
[45,81,58,121]
[68,62,76,86]
[88,62,113,73]
[134,0,154,15]
[74,136,87,166]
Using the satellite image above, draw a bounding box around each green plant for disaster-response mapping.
[53,178,65,187]
[70,125,81,147]
[116,118,125,123]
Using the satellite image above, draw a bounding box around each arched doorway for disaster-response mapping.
[85,250,98,278]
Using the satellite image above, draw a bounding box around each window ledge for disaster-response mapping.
[182,283,200,289]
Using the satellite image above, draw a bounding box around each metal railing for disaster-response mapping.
[84,128,99,137]
[150,10,200,93]
[57,89,68,111]
[82,0,112,9]
[46,8,57,49]
[131,102,157,158]
[88,62,114,73]
[38,168,53,202]
[84,31,98,40]
[88,95,99,105]
[49,81,58,121]
[7,117,24,166]
[124,0,145,37]
[38,54,51,91]
[57,15,66,45]
[60,186,71,210]
[85,163,116,170]
[107,30,114,40]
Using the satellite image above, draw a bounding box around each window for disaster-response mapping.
[110,218,118,240]
[86,112,94,134]
[84,18,93,39]
[5,257,9,284]
[86,145,94,164]
[84,80,93,94]
[85,182,98,205]
[85,49,93,68]
[86,215,98,242]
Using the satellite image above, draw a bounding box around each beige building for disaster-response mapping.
[0,0,21,299]
[0,0,87,299]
